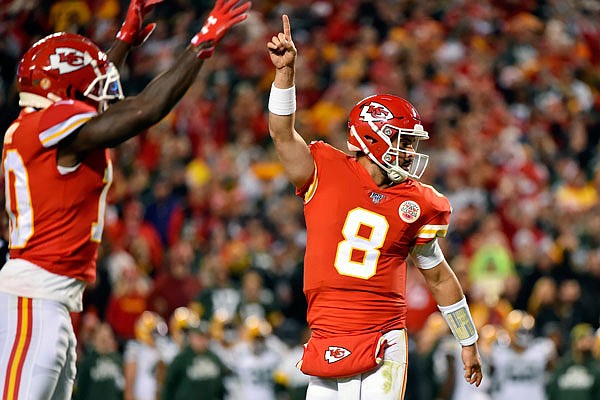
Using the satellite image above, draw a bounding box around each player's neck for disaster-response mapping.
[357,156,395,188]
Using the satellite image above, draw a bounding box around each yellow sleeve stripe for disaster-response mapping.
[416,224,448,238]
[303,162,319,204]
[39,112,96,147]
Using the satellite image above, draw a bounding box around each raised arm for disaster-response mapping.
[60,0,250,161]
[267,14,314,188]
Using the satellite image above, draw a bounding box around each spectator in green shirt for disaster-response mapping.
[162,320,228,400]
[74,322,124,400]
[547,323,600,400]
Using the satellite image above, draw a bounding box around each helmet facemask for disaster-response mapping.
[378,122,429,182]
[83,61,124,112]
[349,121,429,183]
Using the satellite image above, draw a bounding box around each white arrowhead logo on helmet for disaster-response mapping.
[48,47,93,74]
[359,101,394,122]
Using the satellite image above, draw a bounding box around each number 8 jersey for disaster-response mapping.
[298,141,451,337]
[2,100,112,283]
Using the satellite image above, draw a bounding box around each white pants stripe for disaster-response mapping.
[0,292,77,400]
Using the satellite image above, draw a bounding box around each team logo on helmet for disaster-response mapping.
[359,101,394,123]
[325,346,351,363]
[399,200,421,223]
[49,47,93,74]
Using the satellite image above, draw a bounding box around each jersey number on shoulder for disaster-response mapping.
[334,207,389,280]
[3,149,112,248]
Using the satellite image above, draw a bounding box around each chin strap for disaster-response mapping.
[387,167,408,183]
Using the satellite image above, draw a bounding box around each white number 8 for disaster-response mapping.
[334,207,389,280]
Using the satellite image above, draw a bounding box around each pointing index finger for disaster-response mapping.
[282,14,292,40]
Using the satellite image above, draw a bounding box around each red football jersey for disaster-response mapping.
[2,100,112,282]
[297,141,451,337]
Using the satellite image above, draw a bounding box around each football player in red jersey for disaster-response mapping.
[267,15,483,400]
[0,1,250,399]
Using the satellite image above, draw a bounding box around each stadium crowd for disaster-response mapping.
[1,0,600,399]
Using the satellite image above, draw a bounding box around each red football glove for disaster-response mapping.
[190,0,251,59]
[117,0,163,46]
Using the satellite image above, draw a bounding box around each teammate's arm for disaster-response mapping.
[418,258,483,387]
[59,0,250,161]
[68,47,205,150]
[267,14,314,189]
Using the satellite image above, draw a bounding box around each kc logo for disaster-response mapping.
[359,101,393,122]
[324,346,351,364]
[49,47,93,74]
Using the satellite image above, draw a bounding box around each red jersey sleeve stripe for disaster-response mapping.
[38,112,96,147]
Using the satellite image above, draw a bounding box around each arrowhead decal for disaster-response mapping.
[324,346,351,364]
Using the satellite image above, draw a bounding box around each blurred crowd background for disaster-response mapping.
[1,0,600,399]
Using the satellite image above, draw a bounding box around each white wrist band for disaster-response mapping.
[438,297,479,346]
[268,83,296,115]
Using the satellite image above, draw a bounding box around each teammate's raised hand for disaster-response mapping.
[117,0,164,47]
[191,0,251,59]
[267,14,297,70]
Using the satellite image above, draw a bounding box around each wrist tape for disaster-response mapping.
[438,297,479,346]
[268,83,296,115]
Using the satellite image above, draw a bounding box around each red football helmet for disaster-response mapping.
[347,94,429,182]
[17,32,123,111]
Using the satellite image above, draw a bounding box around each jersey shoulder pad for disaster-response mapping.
[412,182,452,243]
[309,140,350,162]
[38,100,97,148]
[300,141,350,200]
[414,181,452,214]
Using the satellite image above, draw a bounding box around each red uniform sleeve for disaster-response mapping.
[413,183,452,246]
[38,100,97,148]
